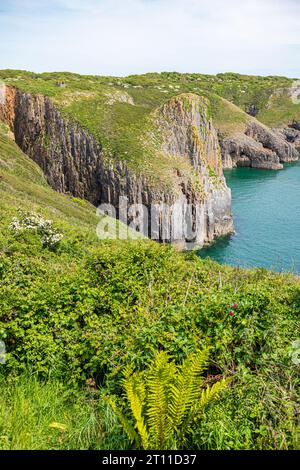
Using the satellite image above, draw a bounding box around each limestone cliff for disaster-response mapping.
[0,85,233,248]
[221,117,298,170]
[156,95,233,244]
[274,122,300,150]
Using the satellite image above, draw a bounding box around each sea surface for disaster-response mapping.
[199,160,300,273]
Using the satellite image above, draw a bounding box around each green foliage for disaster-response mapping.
[0,372,128,450]
[2,68,299,189]
[190,366,300,450]
[1,68,297,129]
[0,227,299,450]
[0,124,138,250]
[107,349,229,449]
[1,235,299,449]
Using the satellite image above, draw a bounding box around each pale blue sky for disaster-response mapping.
[0,0,299,77]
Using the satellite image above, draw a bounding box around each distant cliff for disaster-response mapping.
[0,85,233,248]
[211,97,299,170]
[221,120,298,170]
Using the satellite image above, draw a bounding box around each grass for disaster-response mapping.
[0,372,129,450]
[257,89,300,128]
[0,71,222,191]
[2,69,299,195]
[1,69,299,188]
[208,94,250,137]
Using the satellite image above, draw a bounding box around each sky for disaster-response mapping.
[0,0,299,77]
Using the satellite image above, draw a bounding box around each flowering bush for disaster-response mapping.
[9,210,63,249]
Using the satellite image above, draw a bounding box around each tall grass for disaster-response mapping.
[0,372,128,450]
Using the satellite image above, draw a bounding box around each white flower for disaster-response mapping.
[9,211,63,248]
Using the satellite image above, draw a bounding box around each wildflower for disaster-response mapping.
[231,303,238,310]
[9,210,63,249]
[229,311,235,316]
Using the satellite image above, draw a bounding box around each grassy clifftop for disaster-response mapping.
[1,70,299,186]
[1,69,299,131]
[0,71,226,190]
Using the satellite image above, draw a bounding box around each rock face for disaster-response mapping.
[221,120,298,170]
[156,94,233,245]
[0,85,233,248]
[274,122,300,150]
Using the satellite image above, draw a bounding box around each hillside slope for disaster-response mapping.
[1,70,299,177]
[0,122,135,244]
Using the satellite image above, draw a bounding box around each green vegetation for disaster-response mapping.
[0,372,128,450]
[208,94,250,136]
[257,88,300,127]
[107,349,229,449]
[0,122,139,244]
[0,73,299,450]
[1,69,299,186]
[1,69,298,130]
[0,71,218,190]
[1,225,299,449]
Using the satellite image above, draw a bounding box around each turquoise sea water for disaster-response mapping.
[199,160,300,273]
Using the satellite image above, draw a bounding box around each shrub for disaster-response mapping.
[0,240,299,448]
[9,210,63,249]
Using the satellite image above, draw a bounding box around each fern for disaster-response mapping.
[121,373,150,449]
[199,378,230,410]
[183,378,231,444]
[103,396,139,445]
[146,352,176,449]
[107,349,230,450]
[168,348,210,432]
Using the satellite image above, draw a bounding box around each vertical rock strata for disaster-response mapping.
[0,86,233,248]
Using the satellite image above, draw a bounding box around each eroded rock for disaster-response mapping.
[221,119,298,170]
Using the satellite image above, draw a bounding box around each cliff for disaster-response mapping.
[0,121,133,241]
[0,84,233,248]
[274,122,300,150]
[210,97,299,170]
[221,120,298,170]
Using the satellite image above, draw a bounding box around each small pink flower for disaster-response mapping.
[229,311,235,316]
[231,303,238,310]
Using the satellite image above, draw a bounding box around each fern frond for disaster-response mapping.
[186,377,230,432]
[123,374,150,449]
[168,348,210,431]
[199,378,230,410]
[123,364,134,379]
[103,396,139,445]
[146,351,176,449]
